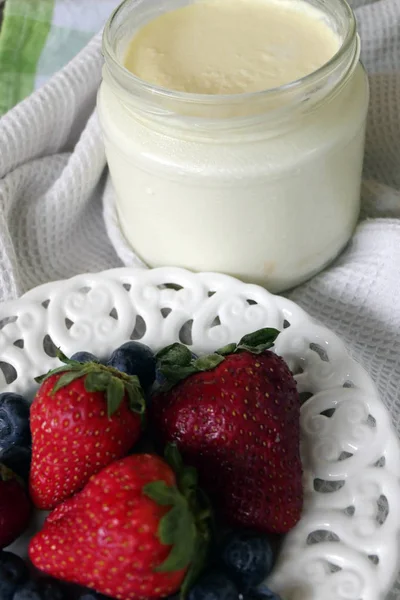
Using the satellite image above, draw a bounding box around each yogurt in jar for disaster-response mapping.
[98,0,369,292]
[125,0,341,95]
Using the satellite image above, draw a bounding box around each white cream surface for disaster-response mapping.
[124,0,341,94]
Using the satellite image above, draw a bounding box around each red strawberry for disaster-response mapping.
[151,328,303,534]
[0,463,32,548]
[29,449,211,600]
[30,351,145,510]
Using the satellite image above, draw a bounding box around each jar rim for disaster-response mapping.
[102,0,357,106]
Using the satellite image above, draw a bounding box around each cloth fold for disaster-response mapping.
[0,33,122,299]
[0,1,400,596]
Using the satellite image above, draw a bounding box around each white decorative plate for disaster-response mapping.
[0,267,399,600]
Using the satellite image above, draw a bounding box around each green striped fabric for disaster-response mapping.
[0,0,119,115]
[0,0,54,114]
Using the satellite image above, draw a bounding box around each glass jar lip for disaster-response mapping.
[103,0,357,105]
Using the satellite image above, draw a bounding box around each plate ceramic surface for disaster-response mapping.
[0,267,399,600]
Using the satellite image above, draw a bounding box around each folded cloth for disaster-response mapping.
[0,0,400,595]
[0,0,120,115]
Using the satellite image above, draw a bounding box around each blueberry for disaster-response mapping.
[71,352,99,364]
[0,551,29,600]
[13,581,42,600]
[13,579,65,600]
[219,531,274,591]
[107,342,156,390]
[0,446,31,483]
[37,578,65,600]
[246,586,282,600]
[0,394,30,453]
[188,571,239,600]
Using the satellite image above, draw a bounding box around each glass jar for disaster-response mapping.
[98,0,369,293]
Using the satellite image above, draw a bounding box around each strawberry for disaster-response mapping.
[150,328,303,534]
[30,351,145,510]
[29,449,211,600]
[0,463,32,548]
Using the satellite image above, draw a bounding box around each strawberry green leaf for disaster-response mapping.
[156,502,197,573]
[126,380,146,415]
[180,534,209,598]
[55,348,79,365]
[145,463,212,587]
[158,365,199,386]
[165,443,184,475]
[35,349,85,384]
[158,355,223,387]
[106,377,125,417]
[51,370,86,393]
[158,504,182,545]
[164,445,198,499]
[143,481,179,506]
[237,327,280,353]
[215,343,237,357]
[84,371,111,393]
[179,466,198,495]
[156,345,201,387]
[216,328,280,356]
[35,364,76,383]
[156,533,195,572]
[56,348,100,368]
[192,355,224,371]
[156,343,193,367]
